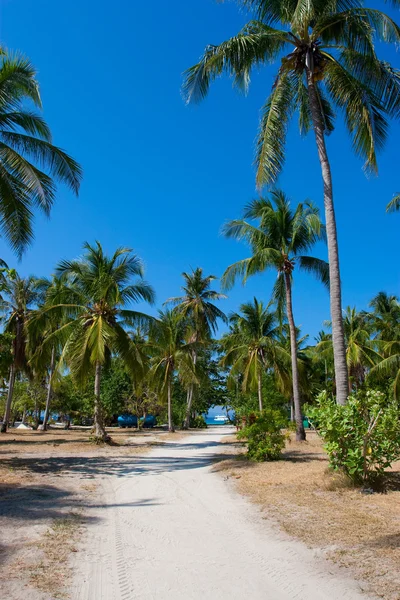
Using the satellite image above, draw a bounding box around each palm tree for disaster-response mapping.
[28,276,70,430]
[166,268,227,428]
[37,242,155,441]
[368,291,400,341]
[221,190,328,440]
[275,323,311,419]
[221,298,290,412]
[367,292,400,398]
[0,274,40,432]
[148,310,197,432]
[315,307,382,391]
[386,194,400,213]
[0,54,82,256]
[183,0,400,406]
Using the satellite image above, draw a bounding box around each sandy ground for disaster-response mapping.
[67,427,374,600]
[0,428,185,599]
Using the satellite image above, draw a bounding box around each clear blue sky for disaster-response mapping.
[0,0,399,340]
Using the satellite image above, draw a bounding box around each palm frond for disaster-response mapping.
[255,70,296,187]
[386,193,400,213]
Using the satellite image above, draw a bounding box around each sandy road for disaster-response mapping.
[70,428,371,600]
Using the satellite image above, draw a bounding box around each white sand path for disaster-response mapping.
[69,427,372,600]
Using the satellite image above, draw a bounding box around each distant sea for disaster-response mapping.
[203,405,235,426]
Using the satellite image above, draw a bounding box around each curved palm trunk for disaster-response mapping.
[167,376,174,432]
[39,347,55,431]
[257,368,263,412]
[93,361,107,440]
[284,273,305,441]
[307,71,349,406]
[1,364,16,433]
[183,350,197,429]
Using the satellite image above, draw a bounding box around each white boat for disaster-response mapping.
[214,415,229,423]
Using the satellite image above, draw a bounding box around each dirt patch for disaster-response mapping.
[215,431,400,600]
[0,427,186,599]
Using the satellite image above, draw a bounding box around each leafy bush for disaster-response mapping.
[307,390,400,485]
[189,415,207,429]
[237,409,289,461]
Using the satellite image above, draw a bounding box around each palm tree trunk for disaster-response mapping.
[307,71,349,406]
[167,377,174,432]
[1,364,16,433]
[40,347,55,431]
[284,273,305,441]
[183,350,197,429]
[93,361,107,440]
[257,369,263,412]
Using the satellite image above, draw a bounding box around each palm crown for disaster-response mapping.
[221,298,290,408]
[2,274,40,372]
[221,189,328,305]
[166,268,227,341]
[46,242,155,386]
[184,0,400,184]
[0,54,82,255]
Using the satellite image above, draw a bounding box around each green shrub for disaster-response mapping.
[307,390,400,485]
[189,415,208,429]
[237,409,289,461]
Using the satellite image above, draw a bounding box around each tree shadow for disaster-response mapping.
[282,450,328,463]
[369,532,400,550]
[0,483,100,524]
[383,471,400,492]
[0,448,240,480]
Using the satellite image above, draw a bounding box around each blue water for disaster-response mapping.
[203,405,235,426]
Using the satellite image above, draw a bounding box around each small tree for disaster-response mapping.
[307,390,400,485]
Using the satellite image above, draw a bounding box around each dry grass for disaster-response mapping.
[29,513,84,599]
[215,431,400,600]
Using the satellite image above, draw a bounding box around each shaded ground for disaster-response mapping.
[215,431,400,600]
[0,427,187,599]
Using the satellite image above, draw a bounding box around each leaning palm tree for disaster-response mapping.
[36,242,155,441]
[221,190,328,440]
[183,0,400,406]
[148,310,197,432]
[221,298,290,412]
[1,273,40,432]
[166,268,227,428]
[0,54,82,255]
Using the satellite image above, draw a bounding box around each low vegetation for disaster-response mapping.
[215,433,400,600]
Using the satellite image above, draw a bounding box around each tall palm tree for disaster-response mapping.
[37,242,155,441]
[0,54,82,255]
[166,268,227,428]
[148,310,197,432]
[183,0,400,406]
[221,190,328,440]
[221,298,290,411]
[1,273,40,432]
